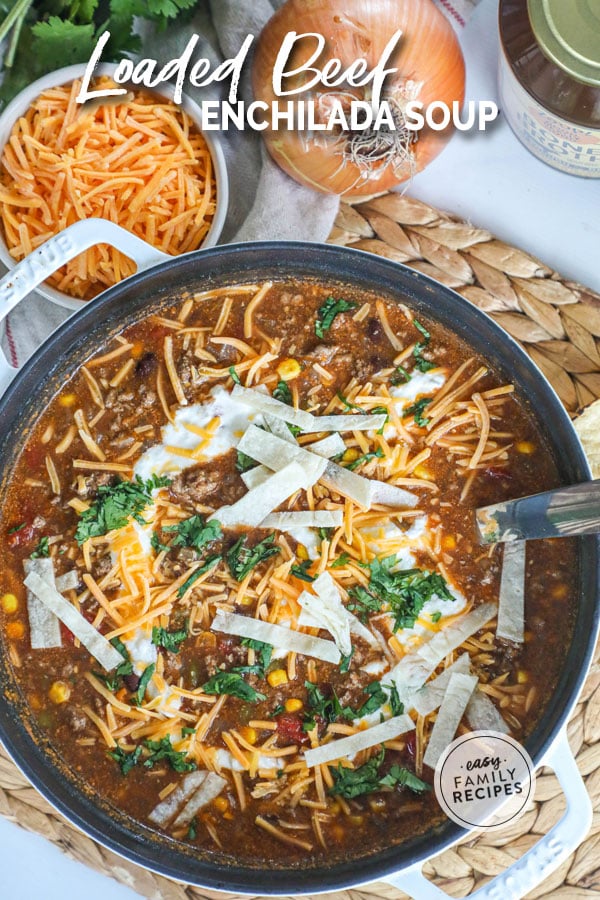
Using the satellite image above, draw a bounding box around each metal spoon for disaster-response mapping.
[475,479,600,544]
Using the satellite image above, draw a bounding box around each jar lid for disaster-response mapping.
[528,0,600,87]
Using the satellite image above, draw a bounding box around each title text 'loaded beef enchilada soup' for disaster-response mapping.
[0,282,575,865]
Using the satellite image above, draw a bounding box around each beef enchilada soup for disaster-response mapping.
[0,283,575,864]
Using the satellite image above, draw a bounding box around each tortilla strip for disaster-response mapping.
[260,510,343,529]
[232,385,314,430]
[23,559,62,650]
[304,714,415,768]
[304,413,387,433]
[148,771,208,826]
[211,610,341,665]
[172,772,227,828]
[496,542,525,644]
[422,672,478,770]
[466,688,510,734]
[410,653,471,717]
[55,570,80,592]
[24,571,123,670]
[210,461,325,528]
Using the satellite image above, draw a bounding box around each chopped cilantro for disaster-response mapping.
[151,531,170,553]
[329,750,384,798]
[303,681,354,732]
[404,397,433,427]
[273,380,293,405]
[340,647,354,673]
[163,515,222,553]
[177,555,221,597]
[350,556,454,631]
[144,736,197,773]
[229,366,241,384]
[74,475,170,544]
[430,611,442,623]
[287,423,302,437]
[7,523,25,534]
[226,534,280,582]
[330,552,351,569]
[187,817,198,840]
[336,390,365,414]
[96,637,133,691]
[356,681,388,717]
[412,318,437,373]
[391,365,411,385]
[344,447,384,471]
[134,663,155,706]
[31,536,50,558]
[318,527,333,541]
[236,450,257,473]
[181,726,196,736]
[413,319,430,341]
[290,559,315,582]
[109,744,142,776]
[329,750,429,798]
[240,637,273,675]
[315,297,358,339]
[202,670,266,703]
[380,765,430,793]
[152,625,188,653]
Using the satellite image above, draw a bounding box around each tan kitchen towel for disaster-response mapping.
[1,0,481,368]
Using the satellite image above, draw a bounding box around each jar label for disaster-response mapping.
[499,51,600,178]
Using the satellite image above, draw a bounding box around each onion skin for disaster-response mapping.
[252,0,466,197]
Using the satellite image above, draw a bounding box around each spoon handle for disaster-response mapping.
[475,479,600,543]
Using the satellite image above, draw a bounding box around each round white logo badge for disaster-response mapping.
[434,731,536,831]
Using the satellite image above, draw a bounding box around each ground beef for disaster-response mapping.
[168,451,245,510]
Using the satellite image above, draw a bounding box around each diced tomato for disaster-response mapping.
[276,714,310,746]
[60,623,75,645]
[6,524,36,549]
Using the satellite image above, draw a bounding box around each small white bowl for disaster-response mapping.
[0,64,229,311]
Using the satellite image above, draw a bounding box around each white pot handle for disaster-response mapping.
[386,729,590,900]
[0,218,170,394]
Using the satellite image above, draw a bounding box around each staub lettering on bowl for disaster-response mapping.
[481,836,562,899]
[3,232,75,303]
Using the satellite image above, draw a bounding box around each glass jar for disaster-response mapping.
[498,0,600,177]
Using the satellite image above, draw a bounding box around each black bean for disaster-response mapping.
[136,352,157,377]
[366,317,383,342]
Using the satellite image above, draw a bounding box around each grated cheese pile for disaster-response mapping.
[0,77,216,299]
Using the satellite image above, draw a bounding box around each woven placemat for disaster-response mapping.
[1,193,600,899]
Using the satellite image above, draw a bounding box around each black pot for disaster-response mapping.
[0,239,597,896]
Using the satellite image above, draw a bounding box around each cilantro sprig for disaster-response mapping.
[315,297,357,339]
[74,475,170,544]
[202,670,266,703]
[152,625,188,653]
[163,515,222,553]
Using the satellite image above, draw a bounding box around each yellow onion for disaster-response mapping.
[252,0,465,197]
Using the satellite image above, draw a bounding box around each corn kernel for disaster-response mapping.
[29,694,42,711]
[552,583,568,600]
[285,698,303,713]
[517,670,529,684]
[238,593,254,606]
[342,448,360,464]
[223,811,234,821]
[59,393,77,407]
[296,544,308,561]
[6,621,24,640]
[267,669,288,688]
[49,681,71,704]
[240,726,258,745]
[130,341,145,359]
[442,535,456,551]
[277,358,301,381]
[348,814,364,826]
[516,441,536,455]
[413,464,432,480]
[213,796,228,813]
[2,593,18,614]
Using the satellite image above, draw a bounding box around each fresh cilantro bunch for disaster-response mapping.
[0,0,199,108]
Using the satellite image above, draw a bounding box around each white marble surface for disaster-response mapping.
[1,1,598,898]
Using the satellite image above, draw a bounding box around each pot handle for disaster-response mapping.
[0,218,170,393]
[385,729,590,900]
